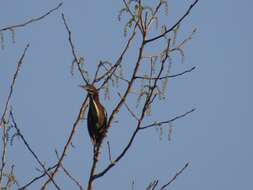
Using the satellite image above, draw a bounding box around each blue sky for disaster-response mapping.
[0,0,252,189]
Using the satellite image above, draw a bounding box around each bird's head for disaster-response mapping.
[80,84,98,97]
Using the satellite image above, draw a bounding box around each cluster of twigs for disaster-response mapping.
[0,0,199,189]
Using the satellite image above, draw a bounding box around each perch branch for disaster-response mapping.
[42,13,92,189]
[93,38,169,181]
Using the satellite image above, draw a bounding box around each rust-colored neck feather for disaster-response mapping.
[90,93,99,103]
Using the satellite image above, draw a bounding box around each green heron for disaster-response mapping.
[81,84,107,146]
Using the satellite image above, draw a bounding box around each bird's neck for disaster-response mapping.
[90,94,100,104]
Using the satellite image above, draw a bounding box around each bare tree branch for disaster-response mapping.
[84,1,198,186]
[42,13,95,189]
[140,109,196,130]
[122,0,144,33]
[0,1,198,189]
[1,44,30,127]
[0,3,63,32]
[96,21,138,89]
[61,13,89,85]
[61,164,84,190]
[135,66,196,80]
[146,163,189,190]
[163,66,196,79]
[146,179,159,190]
[106,141,113,164]
[86,10,148,190]
[144,0,199,44]
[106,31,146,130]
[100,63,130,84]
[0,44,29,186]
[86,9,147,189]
[18,164,57,190]
[3,165,20,189]
[117,92,139,121]
[41,97,88,189]
[55,150,84,190]
[147,1,163,29]
[159,162,189,190]
[93,37,169,181]
[9,111,62,190]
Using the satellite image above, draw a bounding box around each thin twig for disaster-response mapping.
[131,180,135,190]
[86,16,147,190]
[106,141,113,163]
[122,0,143,33]
[151,180,159,190]
[41,97,88,189]
[146,179,159,190]
[1,44,30,127]
[88,5,171,182]
[93,61,104,83]
[145,0,199,44]
[0,44,29,185]
[140,109,195,130]
[18,164,57,190]
[135,66,196,80]
[106,29,146,129]
[86,7,146,190]
[9,111,62,190]
[97,21,138,89]
[0,3,63,32]
[147,1,162,28]
[100,63,130,84]
[117,92,139,121]
[164,66,196,78]
[159,162,189,190]
[61,13,89,85]
[175,28,197,50]
[4,165,20,189]
[94,38,168,181]
[41,13,91,190]
[55,150,84,190]
[61,165,84,190]
[93,124,139,180]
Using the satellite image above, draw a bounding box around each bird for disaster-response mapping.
[81,84,107,146]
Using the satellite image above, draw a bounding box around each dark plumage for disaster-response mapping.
[82,85,107,145]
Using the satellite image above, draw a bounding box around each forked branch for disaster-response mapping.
[9,111,62,190]
[145,0,199,44]
[0,44,30,186]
